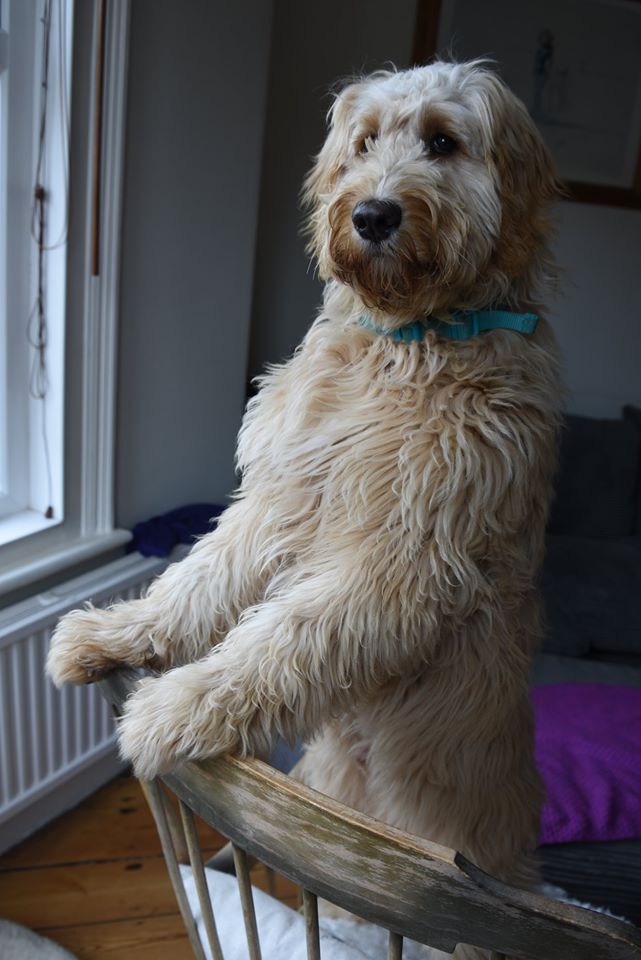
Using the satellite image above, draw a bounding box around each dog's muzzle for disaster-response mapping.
[352,199,402,244]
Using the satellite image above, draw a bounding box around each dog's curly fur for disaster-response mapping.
[48,60,562,921]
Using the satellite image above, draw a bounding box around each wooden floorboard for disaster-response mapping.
[0,774,230,959]
[0,855,185,928]
[1,775,221,870]
[39,913,195,960]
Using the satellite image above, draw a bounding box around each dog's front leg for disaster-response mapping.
[117,566,398,780]
[47,495,278,686]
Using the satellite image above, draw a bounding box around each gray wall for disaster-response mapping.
[249,1,641,419]
[248,0,419,381]
[116,1,273,529]
[549,202,641,417]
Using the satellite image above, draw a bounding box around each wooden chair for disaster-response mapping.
[100,670,641,960]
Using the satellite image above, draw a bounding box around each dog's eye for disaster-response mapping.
[428,133,458,157]
[357,133,377,156]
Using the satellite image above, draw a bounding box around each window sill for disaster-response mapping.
[0,528,133,597]
[0,509,63,548]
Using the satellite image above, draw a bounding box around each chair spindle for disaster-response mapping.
[232,843,262,960]
[140,779,207,960]
[264,864,278,898]
[388,930,403,959]
[179,800,225,960]
[158,782,190,864]
[302,888,321,960]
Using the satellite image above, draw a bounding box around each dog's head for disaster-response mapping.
[304,61,560,322]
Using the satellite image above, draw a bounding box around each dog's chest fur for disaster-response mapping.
[238,316,560,632]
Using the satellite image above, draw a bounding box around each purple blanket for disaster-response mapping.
[533,684,641,845]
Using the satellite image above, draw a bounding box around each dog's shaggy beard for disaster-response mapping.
[322,173,501,322]
[327,191,435,317]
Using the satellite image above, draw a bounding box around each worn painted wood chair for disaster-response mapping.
[100,670,641,960]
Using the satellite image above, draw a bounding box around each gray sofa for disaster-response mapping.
[534,408,641,923]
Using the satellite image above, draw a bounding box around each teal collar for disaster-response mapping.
[359,308,539,343]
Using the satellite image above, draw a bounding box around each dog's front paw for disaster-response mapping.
[117,669,239,780]
[47,606,119,687]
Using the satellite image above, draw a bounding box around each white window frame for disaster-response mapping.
[0,7,10,519]
[0,0,132,597]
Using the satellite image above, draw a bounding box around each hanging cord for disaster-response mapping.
[27,0,66,520]
[29,182,54,519]
[38,0,70,252]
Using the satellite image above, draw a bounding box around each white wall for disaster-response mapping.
[116,1,273,529]
[249,2,641,421]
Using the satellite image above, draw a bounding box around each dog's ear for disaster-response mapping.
[302,81,363,210]
[479,73,562,284]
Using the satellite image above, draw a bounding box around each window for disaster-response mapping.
[0,0,70,545]
[0,0,132,598]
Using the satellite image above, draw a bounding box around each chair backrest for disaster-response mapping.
[101,670,641,960]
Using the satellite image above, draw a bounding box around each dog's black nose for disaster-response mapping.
[352,199,402,243]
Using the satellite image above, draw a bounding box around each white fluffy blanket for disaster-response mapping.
[180,866,629,960]
[0,920,78,960]
[180,865,437,959]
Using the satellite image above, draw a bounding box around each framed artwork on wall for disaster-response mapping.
[413,0,641,208]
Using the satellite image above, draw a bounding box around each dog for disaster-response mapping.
[48,60,561,910]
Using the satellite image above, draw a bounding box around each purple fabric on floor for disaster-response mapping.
[532,683,641,845]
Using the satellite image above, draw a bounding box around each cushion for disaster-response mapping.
[532,653,641,688]
[542,536,641,656]
[541,839,641,927]
[547,415,640,539]
[624,405,641,534]
[533,683,641,845]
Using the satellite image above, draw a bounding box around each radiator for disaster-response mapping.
[0,551,169,853]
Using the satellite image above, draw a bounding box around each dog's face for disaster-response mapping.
[304,61,559,321]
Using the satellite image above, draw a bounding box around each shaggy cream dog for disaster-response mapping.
[48,60,561,912]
